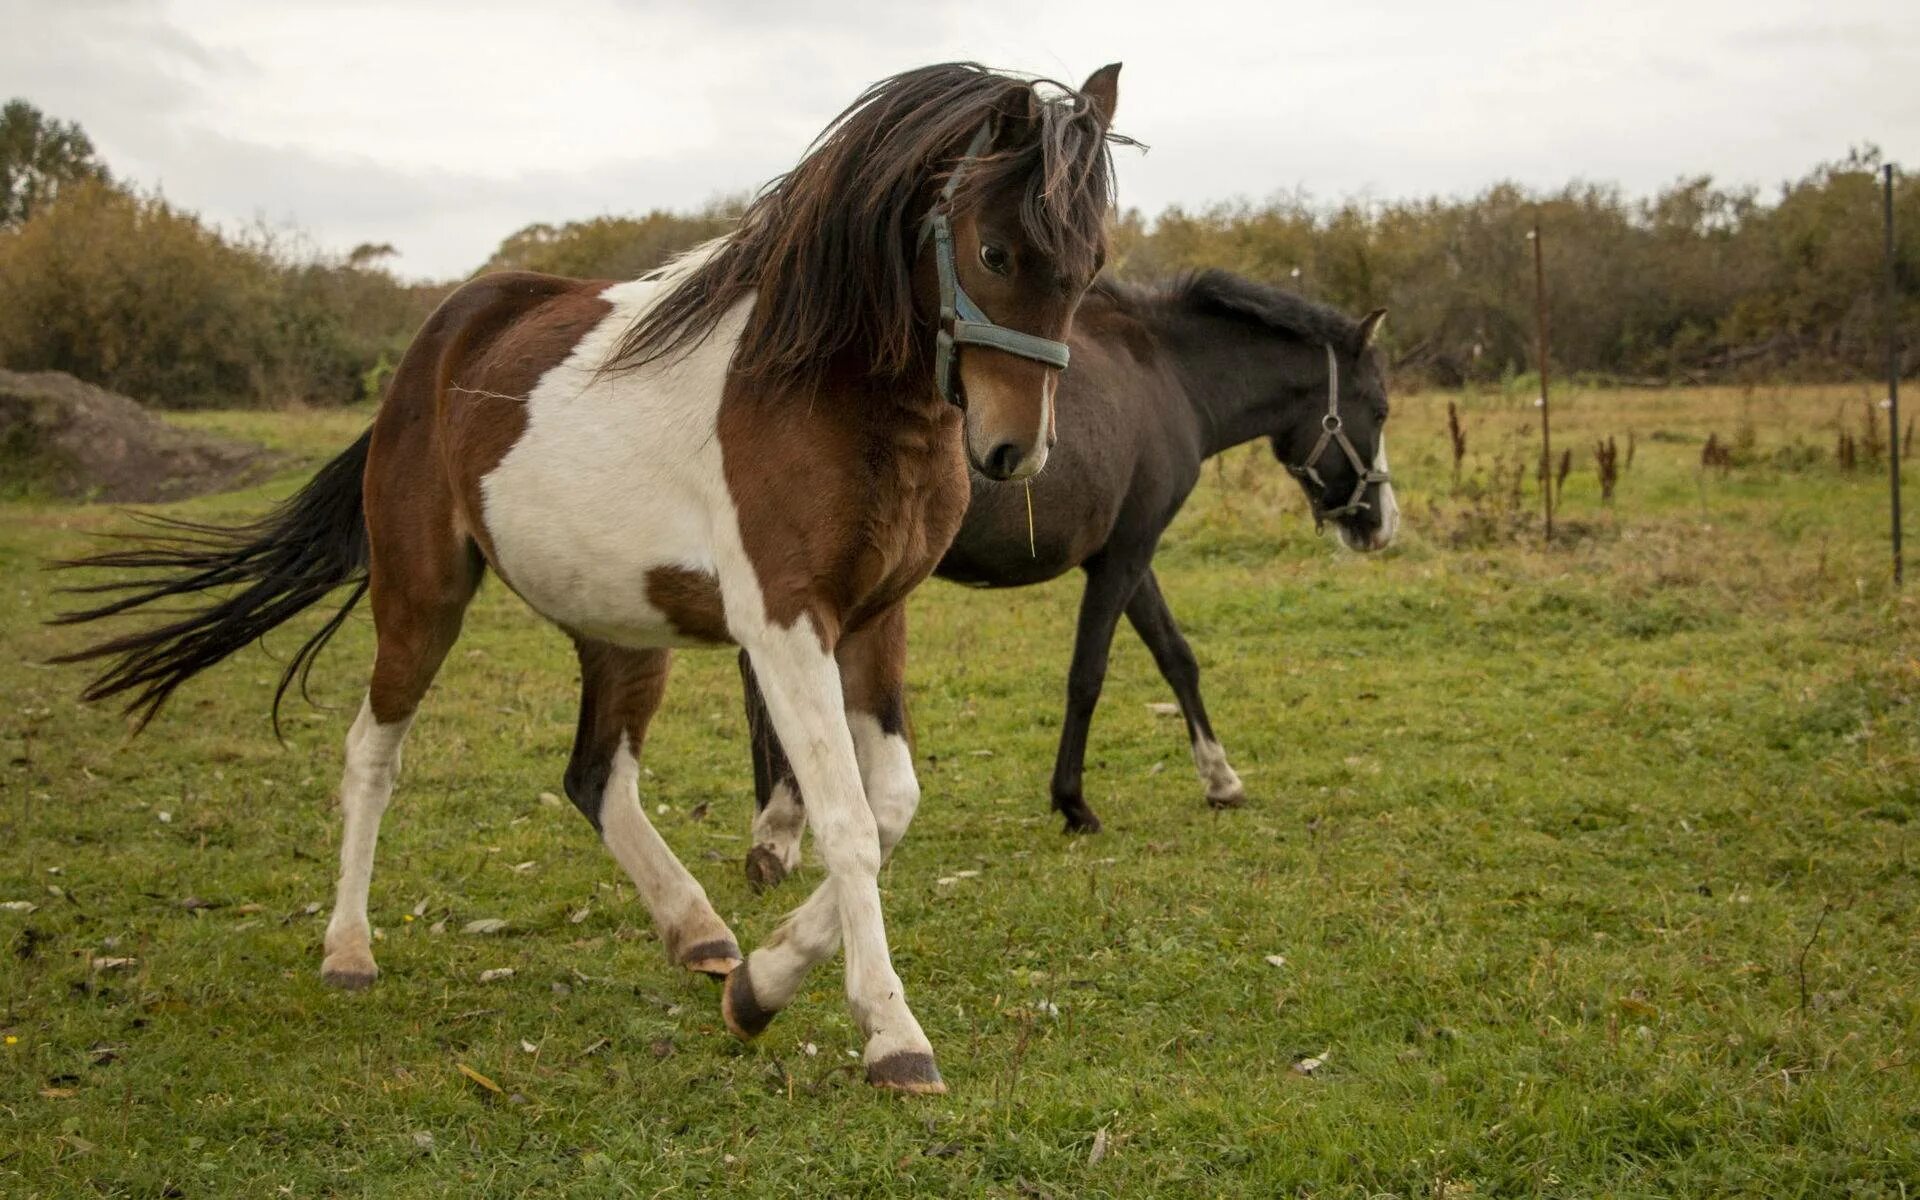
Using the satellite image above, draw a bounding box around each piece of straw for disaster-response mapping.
[1024,480,1037,558]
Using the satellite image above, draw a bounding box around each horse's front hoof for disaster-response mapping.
[320,952,378,991]
[1058,803,1103,835]
[1206,788,1247,811]
[867,1051,946,1095]
[744,845,789,892]
[721,961,777,1041]
[677,938,742,980]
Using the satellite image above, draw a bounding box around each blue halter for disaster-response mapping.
[919,122,1073,408]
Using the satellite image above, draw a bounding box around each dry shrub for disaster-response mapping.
[1595,436,1619,502]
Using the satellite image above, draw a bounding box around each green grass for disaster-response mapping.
[3,386,1917,1197]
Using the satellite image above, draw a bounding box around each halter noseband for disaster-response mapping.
[1287,343,1390,527]
[919,122,1073,409]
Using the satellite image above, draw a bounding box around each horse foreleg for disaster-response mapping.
[1049,553,1148,834]
[1124,569,1245,809]
[723,608,939,1092]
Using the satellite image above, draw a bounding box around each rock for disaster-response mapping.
[0,369,278,502]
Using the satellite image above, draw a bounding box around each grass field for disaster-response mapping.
[3,382,1917,1197]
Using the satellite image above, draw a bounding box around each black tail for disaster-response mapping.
[49,429,374,736]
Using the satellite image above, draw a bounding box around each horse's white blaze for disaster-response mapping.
[1372,432,1400,548]
[322,698,413,974]
[751,779,806,874]
[480,262,745,649]
[599,737,731,957]
[1190,735,1244,804]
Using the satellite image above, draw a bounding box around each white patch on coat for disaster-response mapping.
[479,258,748,649]
[598,736,732,959]
[1190,735,1244,804]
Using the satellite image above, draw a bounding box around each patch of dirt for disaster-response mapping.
[0,369,279,503]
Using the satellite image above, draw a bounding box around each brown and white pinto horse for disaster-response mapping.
[53,62,1125,1094]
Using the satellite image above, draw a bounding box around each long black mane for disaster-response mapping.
[1102,269,1364,351]
[610,62,1126,389]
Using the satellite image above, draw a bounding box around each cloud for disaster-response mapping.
[4,0,1916,278]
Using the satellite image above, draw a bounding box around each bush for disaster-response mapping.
[481,200,743,280]
[1109,148,1919,386]
[0,179,437,408]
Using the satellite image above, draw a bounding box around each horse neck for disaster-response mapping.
[1156,310,1323,460]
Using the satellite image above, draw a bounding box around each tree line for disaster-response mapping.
[0,99,1910,408]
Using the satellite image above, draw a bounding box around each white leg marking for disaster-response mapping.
[850,712,919,860]
[322,697,413,984]
[599,737,735,964]
[751,779,806,875]
[1191,735,1245,805]
[736,625,931,1067]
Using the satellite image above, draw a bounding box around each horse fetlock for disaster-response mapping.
[1052,787,1102,834]
[720,958,780,1040]
[1191,737,1246,808]
[744,844,792,891]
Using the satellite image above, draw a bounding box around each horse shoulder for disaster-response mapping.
[718,379,966,640]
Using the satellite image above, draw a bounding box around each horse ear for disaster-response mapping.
[1079,63,1122,127]
[1357,308,1388,349]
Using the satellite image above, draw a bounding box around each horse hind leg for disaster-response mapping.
[740,650,805,891]
[1124,569,1244,810]
[567,640,739,978]
[320,540,481,989]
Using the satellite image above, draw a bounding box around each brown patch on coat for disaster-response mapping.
[717,360,970,650]
[644,566,730,644]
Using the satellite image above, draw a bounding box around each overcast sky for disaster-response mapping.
[5,0,1916,279]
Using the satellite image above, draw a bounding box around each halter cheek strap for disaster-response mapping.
[919,122,1073,408]
[1287,343,1391,526]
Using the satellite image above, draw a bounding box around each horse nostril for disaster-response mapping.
[983,442,1023,480]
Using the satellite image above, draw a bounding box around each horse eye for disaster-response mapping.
[978,243,1011,275]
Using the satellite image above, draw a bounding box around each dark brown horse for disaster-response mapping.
[740,269,1396,885]
[52,62,1126,1095]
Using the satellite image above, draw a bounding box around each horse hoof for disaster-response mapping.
[721,962,776,1041]
[1060,807,1103,835]
[867,1051,946,1095]
[678,939,742,980]
[744,846,789,892]
[1206,789,1247,811]
[320,957,377,991]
